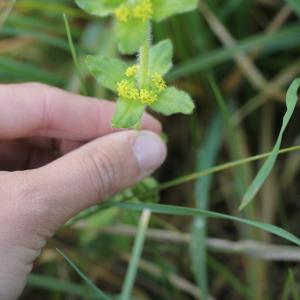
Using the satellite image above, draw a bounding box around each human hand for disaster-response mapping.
[0,83,166,299]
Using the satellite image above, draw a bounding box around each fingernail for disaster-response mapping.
[133,131,167,173]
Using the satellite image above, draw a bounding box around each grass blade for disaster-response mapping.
[27,274,104,299]
[120,209,151,300]
[191,114,222,300]
[282,269,300,300]
[169,23,300,80]
[63,13,87,95]
[105,202,300,246]
[56,248,111,300]
[0,27,69,50]
[240,78,300,210]
[69,145,300,227]
[0,57,64,85]
[159,144,300,191]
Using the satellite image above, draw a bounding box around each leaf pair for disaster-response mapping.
[75,0,198,54]
[86,40,194,128]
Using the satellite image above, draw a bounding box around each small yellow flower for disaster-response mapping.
[115,4,130,23]
[133,0,153,22]
[139,89,158,105]
[125,65,138,77]
[117,80,139,100]
[115,0,153,23]
[151,73,167,92]
[117,66,166,105]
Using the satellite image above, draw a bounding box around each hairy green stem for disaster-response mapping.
[139,22,151,88]
[120,24,153,300]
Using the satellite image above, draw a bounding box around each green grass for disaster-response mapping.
[2,1,300,299]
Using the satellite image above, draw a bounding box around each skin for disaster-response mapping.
[0,83,167,299]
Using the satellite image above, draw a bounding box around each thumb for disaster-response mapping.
[0,130,166,300]
[25,130,166,231]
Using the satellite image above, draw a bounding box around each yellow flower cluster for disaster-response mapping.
[117,66,167,105]
[117,80,139,100]
[152,73,167,92]
[125,65,138,77]
[115,0,153,23]
[115,5,130,23]
[133,0,153,22]
[139,89,157,105]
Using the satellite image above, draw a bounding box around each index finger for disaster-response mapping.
[0,83,162,140]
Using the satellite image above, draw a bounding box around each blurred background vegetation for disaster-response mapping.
[1,0,300,299]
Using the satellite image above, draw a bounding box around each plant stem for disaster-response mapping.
[159,144,300,191]
[120,209,151,300]
[139,22,151,88]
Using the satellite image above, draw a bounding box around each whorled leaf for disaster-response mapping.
[74,0,122,17]
[152,0,198,22]
[149,39,173,76]
[112,99,145,129]
[85,55,128,92]
[116,19,148,54]
[151,87,195,115]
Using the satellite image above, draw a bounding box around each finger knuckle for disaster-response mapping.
[83,146,119,200]
[24,83,57,134]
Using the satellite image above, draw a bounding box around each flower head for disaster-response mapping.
[152,73,167,92]
[117,65,166,105]
[115,0,153,23]
[86,40,195,129]
[139,89,157,105]
[133,0,153,22]
[125,65,138,77]
[75,0,198,54]
[117,79,139,100]
[115,4,130,23]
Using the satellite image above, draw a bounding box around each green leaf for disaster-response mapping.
[149,39,173,76]
[27,274,105,299]
[152,0,198,22]
[116,19,148,54]
[85,55,128,92]
[151,87,195,116]
[56,249,111,300]
[74,0,122,17]
[240,78,300,210]
[105,202,300,246]
[112,99,145,129]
